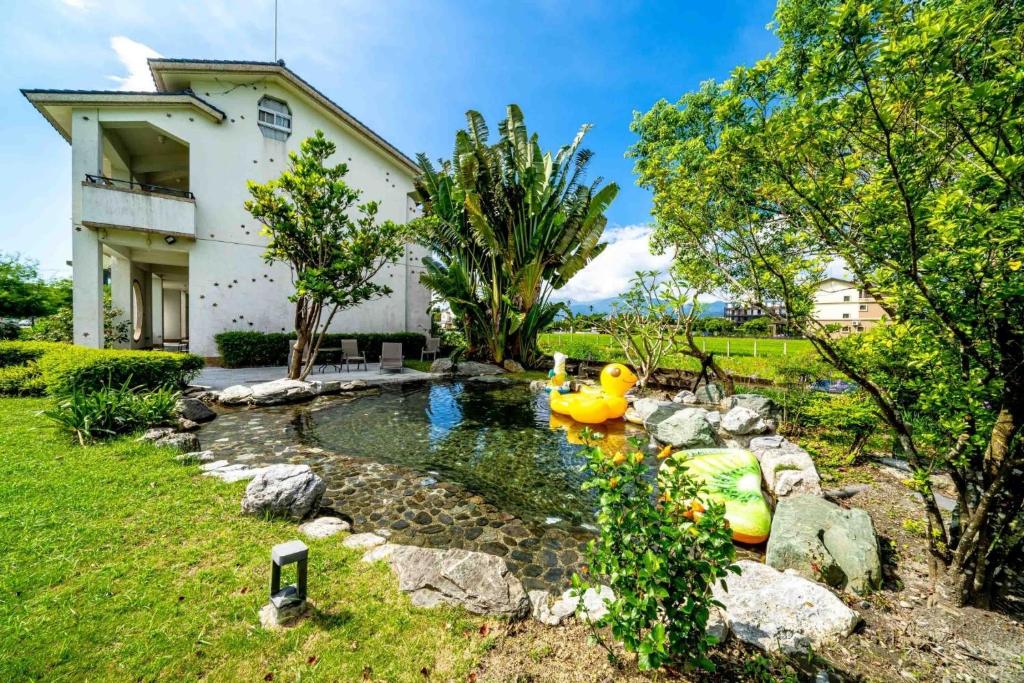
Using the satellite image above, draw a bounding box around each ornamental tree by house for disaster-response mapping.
[631,0,1024,606]
[413,105,618,367]
[245,131,410,380]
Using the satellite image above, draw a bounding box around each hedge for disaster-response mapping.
[214,331,429,368]
[0,341,204,396]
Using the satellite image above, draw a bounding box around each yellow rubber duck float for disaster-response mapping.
[547,352,638,424]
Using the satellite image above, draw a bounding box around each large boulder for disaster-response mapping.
[153,432,201,452]
[502,359,526,373]
[371,545,529,618]
[672,389,698,404]
[218,384,253,406]
[175,397,216,423]
[767,495,881,595]
[241,464,325,520]
[720,393,779,419]
[624,397,672,425]
[693,382,725,404]
[750,436,822,498]
[430,358,506,376]
[713,560,860,654]
[645,406,717,448]
[249,379,318,406]
[721,406,769,435]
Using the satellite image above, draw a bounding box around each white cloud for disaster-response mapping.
[553,224,673,303]
[60,0,92,8]
[107,36,160,91]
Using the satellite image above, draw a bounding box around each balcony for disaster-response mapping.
[81,175,195,238]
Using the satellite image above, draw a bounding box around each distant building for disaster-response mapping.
[812,278,886,333]
[724,302,787,333]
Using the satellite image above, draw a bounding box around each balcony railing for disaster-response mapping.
[85,174,194,200]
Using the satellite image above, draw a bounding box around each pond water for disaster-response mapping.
[199,378,647,592]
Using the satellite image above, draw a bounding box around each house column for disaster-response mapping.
[71,109,104,348]
[151,274,164,347]
[109,253,132,349]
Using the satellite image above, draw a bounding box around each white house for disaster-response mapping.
[22,58,431,360]
[812,277,886,333]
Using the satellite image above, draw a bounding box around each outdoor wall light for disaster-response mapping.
[260,539,310,628]
[164,235,176,245]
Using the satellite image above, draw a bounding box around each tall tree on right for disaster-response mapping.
[631,0,1023,607]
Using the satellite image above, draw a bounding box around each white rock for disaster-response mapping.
[750,437,823,498]
[529,590,578,626]
[712,560,859,654]
[721,406,769,435]
[240,464,326,520]
[343,532,387,550]
[361,543,399,562]
[560,585,614,623]
[672,390,698,404]
[249,379,317,406]
[175,449,216,464]
[200,459,230,471]
[298,516,350,539]
[218,384,253,406]
[624,397,672,425]
[204,464,268,483]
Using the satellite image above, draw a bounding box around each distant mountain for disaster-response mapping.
[557,298,726,317]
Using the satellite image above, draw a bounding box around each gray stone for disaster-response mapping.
[712,560,860,654]
[205,464,266,483]
[175,449,216,464]
[176,397,216,423]
[259,599,309,628]
[176,418,201,432]
[218,384,253,406]
[430,358,506,376]
[707,607,729,643]
[361,542,398,561]
[529,589,577,626]
[559,585,614,623]
[751,438,823,498]
[625,397,673,425]
[503,359,526,373]
[720,394,779,419]
[153,432,201,452]
[298,516,350,539]
[343,532,387,549]
[138,427,175,443]
[672,389,698,404]
[721,407,769,435]
[693,382,725,404]
[646,407,717,448]
[241,464,325,520]
[340,380,368,391]
[767,495,882,595]
[705,411,722,429]
[250,379,318,406]
[376,545,530,618]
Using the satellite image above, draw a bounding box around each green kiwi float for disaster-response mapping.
[659,448,772,544]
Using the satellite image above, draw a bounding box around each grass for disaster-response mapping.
[0,397,486,682]
[539,332,814,382]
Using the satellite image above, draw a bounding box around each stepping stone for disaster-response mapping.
[342,532,387,549]
[298,516,350,539]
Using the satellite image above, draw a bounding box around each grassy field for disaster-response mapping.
[0,398,486,682]
[539,333,815,382]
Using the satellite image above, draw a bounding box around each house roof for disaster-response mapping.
[148,58,420,176]
[20,89,228,142]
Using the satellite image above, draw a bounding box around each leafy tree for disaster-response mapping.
[697,317,736,336]
[245,131,410,380]
[739,316,771,337]
[631,0,1024,606]
[413,105,618,366]
[0,253,66,319]
[26,292,131,348]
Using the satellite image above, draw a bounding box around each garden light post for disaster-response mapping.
[259,539,310,628]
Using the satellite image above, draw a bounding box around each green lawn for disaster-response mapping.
[0,398,485,682]
[539,332,815,382]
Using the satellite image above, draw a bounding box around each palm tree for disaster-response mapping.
[414,105,617,366]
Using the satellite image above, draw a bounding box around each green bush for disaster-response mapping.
[573,437,739,672]
[45,381,179,444]
[0,321,20,340]
[0,364,45,396]
[214,331,428,368]
[0,341,203,396]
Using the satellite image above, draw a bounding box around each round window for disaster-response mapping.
[132,280,144,342]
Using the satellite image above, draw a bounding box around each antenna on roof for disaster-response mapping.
[273,0,279,61]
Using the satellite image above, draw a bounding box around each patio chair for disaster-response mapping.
[420,337,441,362]
[341,338,367,372]
[379,342,404,373]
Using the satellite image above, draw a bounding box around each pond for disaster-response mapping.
[199,378,647,591]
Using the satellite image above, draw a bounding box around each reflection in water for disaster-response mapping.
[295,380,642,525]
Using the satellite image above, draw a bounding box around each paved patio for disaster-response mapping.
[194,364,434,391]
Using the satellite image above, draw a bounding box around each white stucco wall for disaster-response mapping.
[68,72,431,358]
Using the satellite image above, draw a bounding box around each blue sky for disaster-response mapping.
[1,0,779,301]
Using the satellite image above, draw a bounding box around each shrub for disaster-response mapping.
[0,320,20,340]
[24,302,132,348]
[214,331,428,368]
[0,364,45,395]
[45,381,179,444]
[0,341,203,395]
[573,436,739,672]
[214,332,290,368]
